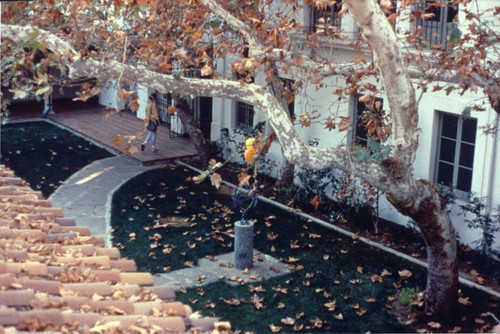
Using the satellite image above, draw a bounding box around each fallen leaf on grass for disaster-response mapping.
[334,313,344,320]
[381,269,392,277]
[427,321,441,329]
[458,297,471,305]
[470,269,479,276]
[221,297,246,306]
[248,285,266,293]
[278,302,286,309]
[281,317,295,326]
[269,324,282,332]
[310,318,323,328]
[294,323,304,332]
[356,307,367,316]
[398,269,413,280]
[370,274,383,283]
[251,294,265,310]
[324,300,337,311]
[204,301,216,309]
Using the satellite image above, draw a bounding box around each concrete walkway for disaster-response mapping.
[49,155,291,290]
[49,155,151,244]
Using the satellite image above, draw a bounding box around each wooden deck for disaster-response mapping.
[7,99,198,166]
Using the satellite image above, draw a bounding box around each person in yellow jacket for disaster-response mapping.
[141,95,160,152]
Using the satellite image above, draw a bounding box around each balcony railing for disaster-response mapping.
[309,5,342,33]
[415,0,459,49]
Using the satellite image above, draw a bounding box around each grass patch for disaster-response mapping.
[1,121,113,197]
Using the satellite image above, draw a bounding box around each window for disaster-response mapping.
[435,112,477,193]
[309,1,342,33]
[353,96,385,147]
[415,0,458,48]
[236,102,255,128]
[235,72,255,128]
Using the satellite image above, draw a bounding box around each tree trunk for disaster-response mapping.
[275,160,294,191]
[267,69,296,192]
[173,96,211,167]
[387,179,459,321]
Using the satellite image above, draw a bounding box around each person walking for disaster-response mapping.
[141,95,160,152]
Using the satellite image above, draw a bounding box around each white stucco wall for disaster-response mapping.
[97,0,500,255]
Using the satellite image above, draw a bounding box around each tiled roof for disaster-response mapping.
[0,165,226,333]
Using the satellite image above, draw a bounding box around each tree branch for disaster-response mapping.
[344,0,419,167]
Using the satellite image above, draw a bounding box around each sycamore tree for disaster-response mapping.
[2,0,498,320]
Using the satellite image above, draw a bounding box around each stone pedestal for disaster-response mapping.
[234,221,254,270]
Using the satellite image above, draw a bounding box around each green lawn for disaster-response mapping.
[111,167,500,333]
[1,121,113,197]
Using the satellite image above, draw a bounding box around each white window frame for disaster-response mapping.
[434,111,477,196]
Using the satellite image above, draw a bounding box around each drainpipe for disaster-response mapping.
[486,113,499,243]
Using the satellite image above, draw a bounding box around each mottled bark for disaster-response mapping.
[345,0,458,318]
[275,160,295,190]
[173,96,210,167]
[267,71,296,191]
[386,179,458,320]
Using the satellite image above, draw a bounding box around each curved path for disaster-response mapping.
[49,155,151,246]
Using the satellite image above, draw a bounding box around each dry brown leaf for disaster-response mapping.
[381,269,392,277]
[310,318,323,328]
[398,269,413,280]
[269,324,282,332]
[210,173,222,189]
[458,296,471,305]
[324,300,337,312]
[251,294,265,310]
[427,321,441,329]
[281,317,295,326]
[121,89,135,99]
[294,323,304,332]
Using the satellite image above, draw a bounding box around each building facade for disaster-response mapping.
[100,0,500,254]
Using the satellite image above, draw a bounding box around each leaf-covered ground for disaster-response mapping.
[111,167,500,333]
[1,121,114,197]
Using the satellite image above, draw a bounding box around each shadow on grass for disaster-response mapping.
[111,167,500,333]
[1,121,114,197]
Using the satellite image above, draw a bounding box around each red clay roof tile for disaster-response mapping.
[118,272,154,286]
[13,278,62,295]
[0,290,36,307]
[109,259,137,272]
[16,309,64,330]
[0,307,19,326]
[0,165,220,333]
